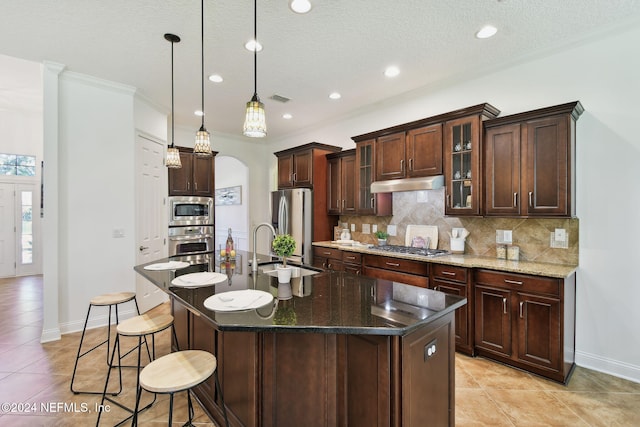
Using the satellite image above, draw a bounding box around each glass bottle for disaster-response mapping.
[225,228,234,257]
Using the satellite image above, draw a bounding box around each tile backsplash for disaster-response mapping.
[339,189,578,265]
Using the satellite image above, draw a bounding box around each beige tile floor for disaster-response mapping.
[1,275,639,426]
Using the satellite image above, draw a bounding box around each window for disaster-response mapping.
[21,191,33,264]
[0,153,37,176]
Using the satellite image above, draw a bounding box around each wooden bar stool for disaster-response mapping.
[131,350,229,427]
[70,291,146,395]
[96,312,177,427]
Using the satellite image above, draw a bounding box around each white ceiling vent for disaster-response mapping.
[269,94,291,103]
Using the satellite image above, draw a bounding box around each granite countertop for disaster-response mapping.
[134,251,466,336]
[313,241,577,278]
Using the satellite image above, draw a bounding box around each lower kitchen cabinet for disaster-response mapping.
[313,246,344,271]
[430,264,474,355]
[362,254,429,288]
[342,251,362,275]
[473,269,575,383]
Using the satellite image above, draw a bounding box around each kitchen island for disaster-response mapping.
[135,251,466,427]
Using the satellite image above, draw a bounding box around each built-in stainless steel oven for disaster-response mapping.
[168,225,214,257]
[168,196,214,227]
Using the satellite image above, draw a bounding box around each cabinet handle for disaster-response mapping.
[409,158,413,171]
[504,279,523,285]
[442,271,456,276]
[187,182,190,190]
[290,173,293,183]
[385,262,400,267]
[327,263,332,269]
[194,182,198,190]
[528,191,533,207]
[513,192,518,207]
[446,194,451,207]
[434,286,439,291]
[400,159,404,172]
[503,297,508,314]
[337,199,340,208]
[342,199,345,208]
[370,197,375,208]
[323,251,331,255]
[322,262,327,269]
[519,301,524,318]
[356,270,360,275]
[346,256,355,260]
[293,172,297,182]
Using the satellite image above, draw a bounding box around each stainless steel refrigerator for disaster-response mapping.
[271,188,313,265]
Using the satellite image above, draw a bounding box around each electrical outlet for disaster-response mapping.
[387,224,397,236]
[550,231,569,249]
[362,224,370,234]
[372,224,378,233]
[350,223,355,232]
[424,339,438,361]
[496,230,513,244]
[555,228,566,242]
[416,190,428,203]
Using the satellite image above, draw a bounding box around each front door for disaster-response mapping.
[135,133,168,313]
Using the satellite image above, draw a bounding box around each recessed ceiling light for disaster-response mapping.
[384,66,400,78]
[195,110,204,117]
[329,92,341,100]
[282,113,293,119]
[244,39,263,52]
[476,25,498,39]
[289,0,312,14]
[208,74,223,83]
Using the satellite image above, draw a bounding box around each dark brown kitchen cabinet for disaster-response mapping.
[312,246,344,271]
[484,101,583,217]
[375,124,442,181]
[327,150,356,215]
[342,251,362,275]
[474,269,576,383]
[168,146,217,197]
[430,264,474,355]
[353,139,392,216]
[443,104,500,216]
[275,142,341,189]
[362,254,429,288]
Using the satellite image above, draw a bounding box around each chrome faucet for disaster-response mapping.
[252,222,276,272]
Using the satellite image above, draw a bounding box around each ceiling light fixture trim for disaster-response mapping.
[164,33,182,169]
[476,25,498,39]
[290,0,312,14]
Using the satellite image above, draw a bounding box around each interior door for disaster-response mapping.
[0,183,16,277]
[135,134,168,312]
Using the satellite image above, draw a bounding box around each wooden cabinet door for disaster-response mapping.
[327,156,342,214]
[171,299,190,351]
[168,151,193,196]
[516,292,561,372]
[484,123,521,216]
[293,151,313,187]
[406,123,443,177]
[474,285,512,358]
[192,155,214,197]
[444,116,481,215]
[433,280,468,349]
[523,115,569,216]
[277,155,294,188]
[341,154,357,214]
[376,132,406,181]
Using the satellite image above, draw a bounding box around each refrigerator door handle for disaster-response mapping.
[279,195,288,234]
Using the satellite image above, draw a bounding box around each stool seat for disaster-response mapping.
[117,313,174,336]
[139,350,217,393]
[90,291,136,306]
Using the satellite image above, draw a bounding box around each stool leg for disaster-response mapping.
[168,393,174,426]
[214,370,230,427]
[96,333,121,426]
[187,389,194,424]
[70,304,92,393]
[131,384,143,427]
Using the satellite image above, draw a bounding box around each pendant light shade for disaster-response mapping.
[165,33,182,169]
[243,0,267,137]
[194,0,212,156]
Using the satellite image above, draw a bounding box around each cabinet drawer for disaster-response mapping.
[363,254,429,276]
[342,251,362,264]
[432,264,468,283]
[475,269,559,296]
[313,247,342,260]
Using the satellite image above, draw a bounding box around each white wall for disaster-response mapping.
[268,26,640,382]
[215,156,249,251]
[55,72,139,333]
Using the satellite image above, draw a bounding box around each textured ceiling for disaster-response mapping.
[1,0,640,140]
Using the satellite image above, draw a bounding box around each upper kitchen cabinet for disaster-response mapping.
[353,139,392,216]
[275,143,341,189]
[374,124,443,181]
[443,104,501,216]
[168,146,218,197]
[484,101,583,217]
[326,150,357,215]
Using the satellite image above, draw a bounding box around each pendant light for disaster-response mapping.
[164,33,182,169]
[243,0,267,138]
[194,0,212,156]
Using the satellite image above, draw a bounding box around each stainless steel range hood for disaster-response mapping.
[370,175,444,193]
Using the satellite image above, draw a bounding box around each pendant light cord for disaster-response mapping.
[171,39,175,146]
[253,0,258,97]
[201,0,205,128]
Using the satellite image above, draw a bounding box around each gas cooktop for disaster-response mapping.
[373,245,449,258]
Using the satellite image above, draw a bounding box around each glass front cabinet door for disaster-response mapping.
[444,116,481,216]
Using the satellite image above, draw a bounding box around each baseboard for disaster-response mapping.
[576,350,640,384]
[58,307,138,335]
[40,327,61,343]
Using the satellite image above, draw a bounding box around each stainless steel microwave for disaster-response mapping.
[168,196,214,227]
